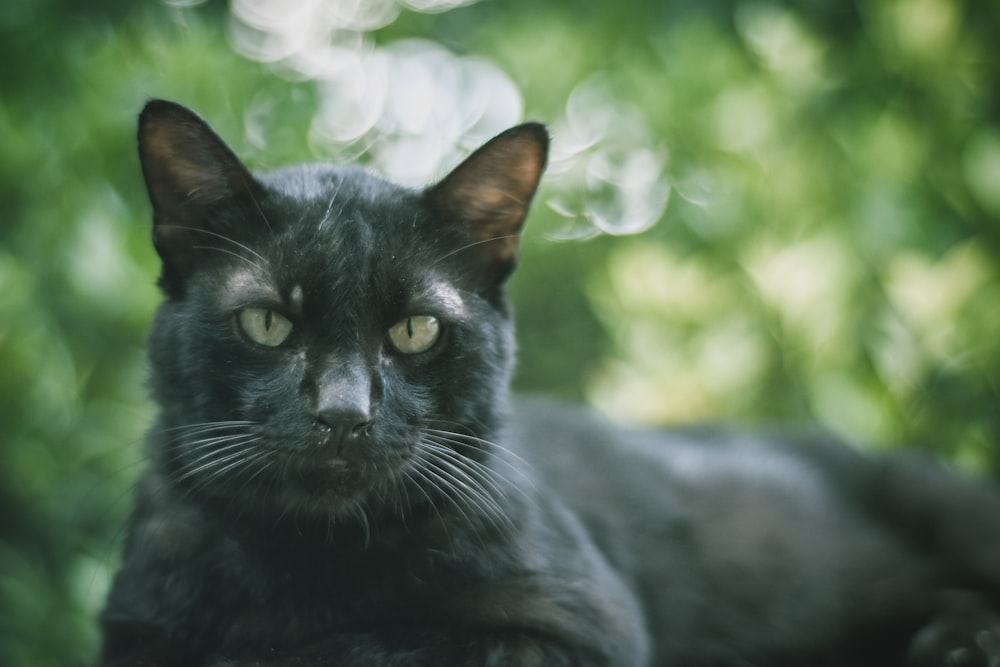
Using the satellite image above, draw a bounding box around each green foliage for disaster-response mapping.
[1,0,998,664]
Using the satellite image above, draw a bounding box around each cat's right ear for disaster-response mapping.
[137,100,262,289]
[425,123,549,286]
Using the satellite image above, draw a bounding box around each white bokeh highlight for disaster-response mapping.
[229,0,669,233]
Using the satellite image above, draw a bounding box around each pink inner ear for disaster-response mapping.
[504,134,548,193]
[423,123,548,284]
[433,129,547,231]
[170,159,230,204]
[475,186,525,210]
[139,101,257,219]
[142,131,232,207]
[450,182,527,225]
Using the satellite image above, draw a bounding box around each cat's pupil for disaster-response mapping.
[388,315,440,354]
[237,307,293,347]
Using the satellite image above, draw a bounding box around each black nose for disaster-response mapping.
[311,356,374,449]
[314,407,373,446]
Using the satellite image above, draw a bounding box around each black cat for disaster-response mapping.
[99,100,1000,666]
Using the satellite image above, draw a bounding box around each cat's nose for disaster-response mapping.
[314,407,373,447]
[311,357,374,447]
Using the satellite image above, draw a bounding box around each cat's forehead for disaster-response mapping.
[221,243,468,319]
[265,166,432,258]
[214,164,473,320]
[262,163,412,225]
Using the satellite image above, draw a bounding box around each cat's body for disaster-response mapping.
[100,101,1000,667]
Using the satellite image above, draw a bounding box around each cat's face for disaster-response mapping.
[138,101,547,525]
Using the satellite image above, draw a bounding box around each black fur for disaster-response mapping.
[99,100,1000,666]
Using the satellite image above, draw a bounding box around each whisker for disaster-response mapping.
[423,424,536,470]
[220,449,276,519]
[170,439,256,471]
[422,429,536,492]
[429,233,520,268]
[400,465,445,526]
[415,444,515,535]
[316,183,347,233]
[157,421,256,448]
[237,451,277,490]
[424,429,536,493]
[166,427,258,455]
[202,446,262,479]
[420,440,513,504]
[408,458,487,535]
[349,503,372,548]
[179,430,259,449]
[239,170,273,233]
[173,436,263,484]
[192,245,267,273]
[156,224,268,264]
[152,420,256,436]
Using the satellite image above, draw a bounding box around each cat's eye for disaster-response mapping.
[388,315,440,354]
[237,307,293,347]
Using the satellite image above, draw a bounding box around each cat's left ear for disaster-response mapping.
[425,123,549,285]
[137,100,264,289]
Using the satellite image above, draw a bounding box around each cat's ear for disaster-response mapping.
[137,100,262,286]
[425,123,549,285]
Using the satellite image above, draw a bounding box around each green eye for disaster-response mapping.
[237,307,293,347]
[388,315,440,354]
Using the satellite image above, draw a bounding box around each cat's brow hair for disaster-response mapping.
[289,284,304,312]
[225,268,281,302]
[158,225,270,268]
[240,170,273,233]
[414,278,468,318]
[429,233,519,268]
[316,182,348,233]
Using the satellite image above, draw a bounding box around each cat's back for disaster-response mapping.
[504,398,1000,665]
[506,397,860,528]
[504,397,881,581]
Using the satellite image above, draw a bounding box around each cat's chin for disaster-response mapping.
[255,483,374,528]
[250,458,402,525]
[275,470,369,508]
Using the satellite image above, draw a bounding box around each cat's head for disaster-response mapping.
[137,100,547,527]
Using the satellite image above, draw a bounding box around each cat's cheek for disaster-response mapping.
[374,354,429,413]
[223,345,304,413]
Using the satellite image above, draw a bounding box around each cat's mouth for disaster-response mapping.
[286,450,369,487]
[171,422,415,518]
[315,438,359,469]
[267,460,375,515]
[262,439,412,513]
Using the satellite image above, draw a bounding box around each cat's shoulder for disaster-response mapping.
[505,396,885,510]
[508,395,861,468]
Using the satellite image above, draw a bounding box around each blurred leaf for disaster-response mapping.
[3,1,999,664]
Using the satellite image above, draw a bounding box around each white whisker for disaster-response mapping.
[156,224,268,267]
[175,437,263,484]
[408,458,486,535]
[407,429,521,537]
[423,426,537,492]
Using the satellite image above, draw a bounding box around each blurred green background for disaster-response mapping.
[2,0,998,664]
